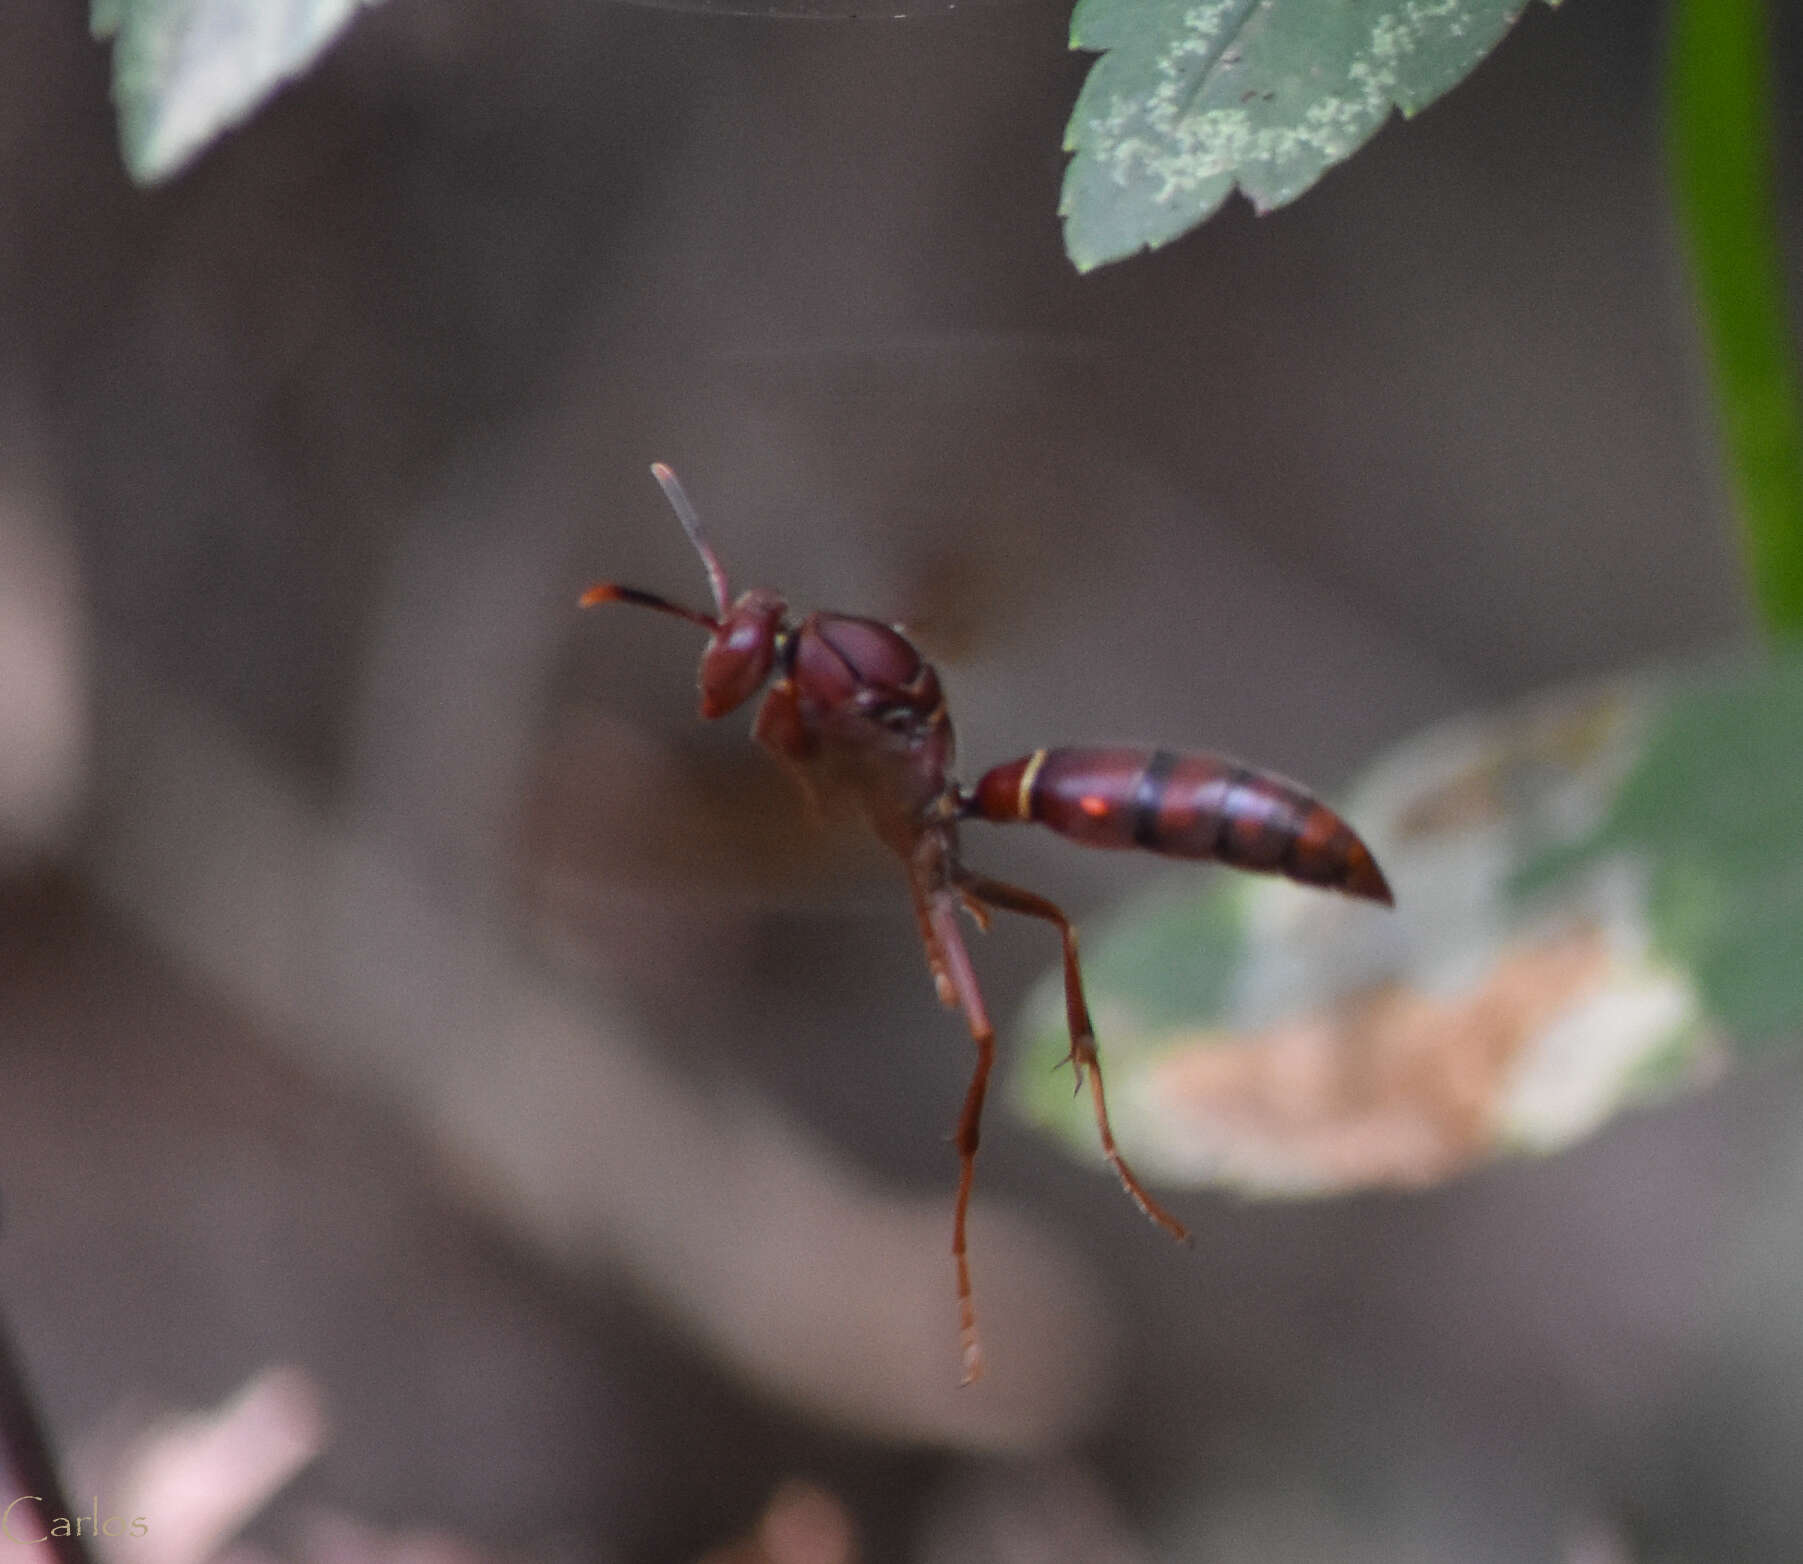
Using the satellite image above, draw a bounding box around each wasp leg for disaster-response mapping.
[951,868,1189,1246]
[751,680,826,821]
[908,870,958,1010]
[917,880,998,1385]
[955,887,993,933]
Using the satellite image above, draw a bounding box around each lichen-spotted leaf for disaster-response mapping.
[92,0,383,184]
[1061,0,1561,272]
[1010,662,1803,1197]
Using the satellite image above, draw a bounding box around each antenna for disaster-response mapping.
[575,581,717,630]
[576,463,737,628]
[650,462,732,619]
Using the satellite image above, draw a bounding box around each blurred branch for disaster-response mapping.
[0,1291,94,1564]
[1666,0,1803,640]
[109,1367,327,1564]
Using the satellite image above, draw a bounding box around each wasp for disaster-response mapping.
[582,465,1394,1382]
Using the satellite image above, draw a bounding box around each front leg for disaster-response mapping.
[915,875,998,1386]
[752,679,825,818]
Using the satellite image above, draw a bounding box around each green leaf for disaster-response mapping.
[92,0,382,184]
[1061,0,1560,272]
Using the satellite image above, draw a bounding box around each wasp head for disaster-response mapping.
[580,465,790,721]
[698,587,787,718]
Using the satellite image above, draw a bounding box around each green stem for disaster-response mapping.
[1666,0,1803,640]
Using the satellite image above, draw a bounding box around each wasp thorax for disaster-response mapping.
[699,588,787,719]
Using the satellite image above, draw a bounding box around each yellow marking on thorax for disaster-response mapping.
[1016,748,1049,821]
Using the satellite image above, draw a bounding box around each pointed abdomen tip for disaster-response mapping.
[1347,844,1394,906]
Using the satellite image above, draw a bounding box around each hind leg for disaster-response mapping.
[951,867,1188,1245]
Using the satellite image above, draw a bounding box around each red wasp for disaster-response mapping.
[582,464,1394,1383]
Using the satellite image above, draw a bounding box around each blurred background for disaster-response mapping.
[0,0,1799,1559]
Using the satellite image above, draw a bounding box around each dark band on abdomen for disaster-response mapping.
[1131,749,1178,848]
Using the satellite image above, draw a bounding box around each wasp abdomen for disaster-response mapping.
[970,746,1392,906]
